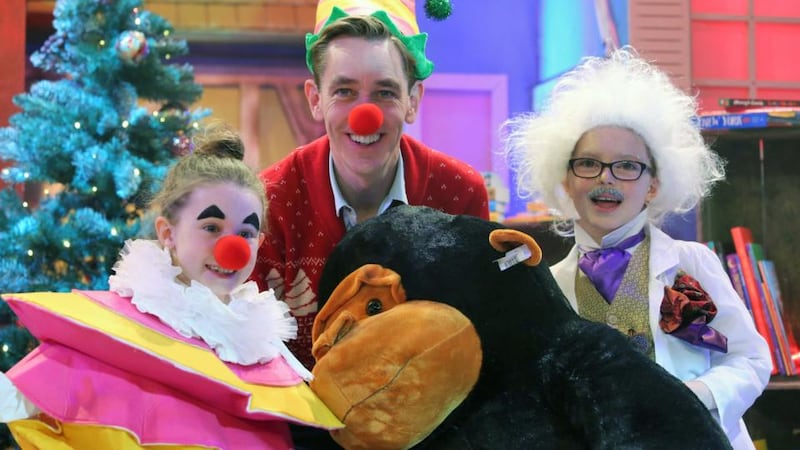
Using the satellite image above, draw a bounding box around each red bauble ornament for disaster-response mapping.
[171,134,193,156]
[213,235,251,271]
[116,30,149,64]
[348,103,383,135]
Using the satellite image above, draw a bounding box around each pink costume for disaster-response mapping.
[0,240,341,449]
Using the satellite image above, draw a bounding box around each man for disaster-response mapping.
[251,1,489,370]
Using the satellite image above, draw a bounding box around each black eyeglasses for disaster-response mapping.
[568,158,652,181]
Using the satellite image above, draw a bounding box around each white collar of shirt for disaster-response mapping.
[329,151,408,230]
[575,209,649,253]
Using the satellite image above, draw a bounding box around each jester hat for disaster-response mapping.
[305,0,452,80]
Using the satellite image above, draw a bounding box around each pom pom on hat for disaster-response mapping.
[424,0,452,21]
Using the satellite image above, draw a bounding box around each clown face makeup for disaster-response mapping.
[155,182,265,302]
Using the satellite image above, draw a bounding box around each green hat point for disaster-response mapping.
[424,0,452,21]
[305,6,434,80]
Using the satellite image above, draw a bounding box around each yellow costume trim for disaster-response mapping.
[8,292,342,429]
[10,417,213,450]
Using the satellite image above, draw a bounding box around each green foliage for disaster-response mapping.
[0,0,210,443]
[0,326,36,373]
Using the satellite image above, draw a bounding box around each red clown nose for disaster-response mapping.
[213,235,251,271]
[348,103,384,136]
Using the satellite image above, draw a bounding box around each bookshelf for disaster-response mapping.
[744,381,800,450]
[700,126,800,449]
[700,127,800,350]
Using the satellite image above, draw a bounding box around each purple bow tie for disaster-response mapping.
[578,230,646,303]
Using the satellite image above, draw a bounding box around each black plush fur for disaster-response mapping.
[317,205,731,450]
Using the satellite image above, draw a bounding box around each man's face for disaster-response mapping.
[305,36,422,186]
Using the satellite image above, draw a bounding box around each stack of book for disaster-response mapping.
[722,226,800,376]
[698,98,800,130]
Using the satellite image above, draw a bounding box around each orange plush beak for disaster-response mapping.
[310,264,482,450]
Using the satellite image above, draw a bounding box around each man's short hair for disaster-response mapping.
[308,15,419,90]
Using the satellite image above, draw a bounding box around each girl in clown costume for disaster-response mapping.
[0,125,341,449]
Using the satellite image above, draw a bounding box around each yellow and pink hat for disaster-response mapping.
[305,0,453,80]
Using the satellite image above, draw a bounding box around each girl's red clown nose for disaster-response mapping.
[214,235,251,271]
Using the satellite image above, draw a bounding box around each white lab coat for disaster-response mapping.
[551,224,772,450]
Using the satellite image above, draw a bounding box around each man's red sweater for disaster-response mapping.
[252,134,489,368]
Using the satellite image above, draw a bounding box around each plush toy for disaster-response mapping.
[311,205,731,450]
[311,264,482,450]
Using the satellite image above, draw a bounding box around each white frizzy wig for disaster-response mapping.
[503,47,725,230]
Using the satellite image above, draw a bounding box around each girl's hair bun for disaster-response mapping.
[193,122,245,161]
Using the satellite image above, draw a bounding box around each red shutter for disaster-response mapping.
[628,0,692,94]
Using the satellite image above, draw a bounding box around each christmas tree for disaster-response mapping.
[0,0,208,444]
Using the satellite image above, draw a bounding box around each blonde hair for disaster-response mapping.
[503,47,724,233]
[150,124,267,228]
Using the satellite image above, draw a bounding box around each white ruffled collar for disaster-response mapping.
[108,239,311,380]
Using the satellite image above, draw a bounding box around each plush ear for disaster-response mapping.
[488,229,543,266]
[311,264,407,346]
[312,310,357,361]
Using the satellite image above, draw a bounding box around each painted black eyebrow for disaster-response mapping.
[244,212,260,230]
[197,205,225,221]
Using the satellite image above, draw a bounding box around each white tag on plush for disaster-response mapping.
[495,245,532,271]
